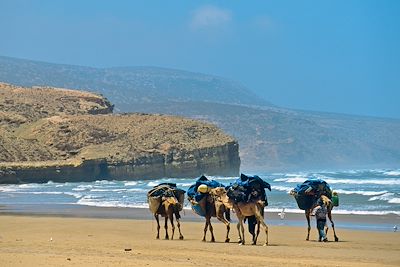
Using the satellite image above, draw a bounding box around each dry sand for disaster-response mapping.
[0,214,399,267]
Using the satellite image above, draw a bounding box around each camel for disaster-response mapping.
[212,187,268,246]
[147,184,185,240]
[290,179,339,242]
[235,200,268,246]
[188,187,231,243]
[304,195,339,242]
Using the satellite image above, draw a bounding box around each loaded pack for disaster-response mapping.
[147,183,186,214]
[187,175,225,216]
[226,173,271,205]
[291,179,339,210]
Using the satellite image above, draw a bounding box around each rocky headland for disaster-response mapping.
[0,83,240,183]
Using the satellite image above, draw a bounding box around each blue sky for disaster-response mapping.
[1,0,399,118]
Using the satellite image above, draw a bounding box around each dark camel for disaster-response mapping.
[152,196,184,240]
[189,187,231,243]
[304,195,339,242]
[148,184,185,240]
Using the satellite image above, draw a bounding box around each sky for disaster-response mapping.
[0,0,399,119]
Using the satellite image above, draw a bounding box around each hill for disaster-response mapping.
[0,83,240,183]
[1,56,399,171]
[0,55,270,108]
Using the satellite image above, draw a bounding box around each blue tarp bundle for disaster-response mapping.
[187,175,225,217]
[292,179,332,210]
[187,175,225,202]
[226,173,271,204]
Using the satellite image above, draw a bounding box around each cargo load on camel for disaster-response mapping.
[187,175,225,217]
[147,183,186,214]
[226,173,271,205]
[290,179,338,210]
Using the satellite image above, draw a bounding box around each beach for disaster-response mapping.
[1,207,399,267]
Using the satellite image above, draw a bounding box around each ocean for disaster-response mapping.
[1,169,399,216]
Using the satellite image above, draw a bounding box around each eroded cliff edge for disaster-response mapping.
[0,83,240,183]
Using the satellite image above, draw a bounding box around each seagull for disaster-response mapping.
[278,208,286,220]
[394,225,398,232]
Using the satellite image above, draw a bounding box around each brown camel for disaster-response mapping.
[189,187,231,243]
[148,184,185,240]
[212,187,268,246]
[304,195,339,242]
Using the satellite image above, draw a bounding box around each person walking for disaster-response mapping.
[312,198,328,242]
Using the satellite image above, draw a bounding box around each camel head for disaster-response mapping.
[210,187,227,197]
[289,189,297,197]
[210,187,233,209]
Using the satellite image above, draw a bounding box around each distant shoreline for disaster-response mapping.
[1,203,399,232]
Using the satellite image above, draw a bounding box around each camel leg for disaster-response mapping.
[328,210,339,242]
[255,209,268,246]
[155,214,160,239]
[169,213,175,240]
[202,218,209,242]
[255,221,261,245]
[236,222,242,244]
[176,218,184,240]
[216,211,231,242]
[252,212,262,245]
[209,218,215,242]
[305,210,311,241]
[164,217,169,240]
[240,218,245,245]
[235,214,245,245]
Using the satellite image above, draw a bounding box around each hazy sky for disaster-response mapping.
[1,0,399,118]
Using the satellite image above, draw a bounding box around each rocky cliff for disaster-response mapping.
[0,83,240,183]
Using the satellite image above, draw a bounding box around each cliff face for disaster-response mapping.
[0,83,240,183]
[0,142,240,183]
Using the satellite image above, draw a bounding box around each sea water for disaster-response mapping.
[0,169,399,216]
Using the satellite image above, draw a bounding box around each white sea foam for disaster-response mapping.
[126,188,147,192]
[0,186,18,192]
[384,171,400,176]
[388,198,400,204]
[177,182,194,187]
[90,188,127,192]
[146,181,160,187]
[30,191,63,195]
[272,186,293,193]
[368,193,400,205]
[266,208,400,216]
[124,181,138,186]
[72,185,93,191]
[18,183,41,189]
[94,180,116,185]
[274,177,400,185]
[334,189,388,196]
[330,209,400,216]
[76,198,143,208]
[273,177,308,183]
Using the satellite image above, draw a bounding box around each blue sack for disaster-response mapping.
[187,175,225,202]
[292,179,332,210]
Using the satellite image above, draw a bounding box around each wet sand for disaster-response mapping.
[0,209,399,266]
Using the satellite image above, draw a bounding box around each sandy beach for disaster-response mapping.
[1,208,399,267]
